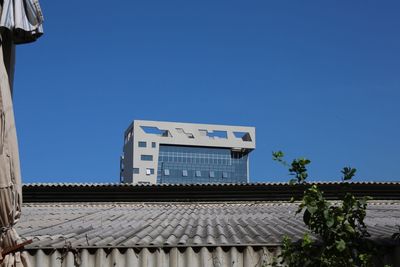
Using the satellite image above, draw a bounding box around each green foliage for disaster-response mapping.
[342,167,357,181]
[273,151,377,267]
[273,151,311,184]
[391,226,400,242]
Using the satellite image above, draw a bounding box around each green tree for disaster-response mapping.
[272,151,377,267]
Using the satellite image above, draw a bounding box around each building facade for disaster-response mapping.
[120,120,256,184]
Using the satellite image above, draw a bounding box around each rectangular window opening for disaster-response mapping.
[140,126,172,137]
[141,155,153,161]
[233,131,252,142]
[205,130,228,139]
[138,141,147,147]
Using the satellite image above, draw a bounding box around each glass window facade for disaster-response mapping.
[157,145,248,184]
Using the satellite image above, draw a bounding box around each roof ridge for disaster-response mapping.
[23,181,400,187]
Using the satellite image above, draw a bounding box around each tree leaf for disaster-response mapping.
[302,233,312,247]
[323,209,329,219]
[272,151,284,160]
[345,224,355,234]
[303,210,311,225]
[336,239,346,252]
[307,204,318,214]
[326,216,335,228]
[341,167,357,181]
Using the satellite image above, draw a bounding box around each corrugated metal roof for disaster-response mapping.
[22,181,400,202]
[18,201,400,249]
[24,246,400,267]
[25,247,282,267]
[23,181,400,187]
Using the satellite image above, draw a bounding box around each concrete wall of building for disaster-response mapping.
[121,120,256,184]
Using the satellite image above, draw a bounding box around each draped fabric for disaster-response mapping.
[0,0,43,266]
[0,35,30,267]
[0,0,43,44]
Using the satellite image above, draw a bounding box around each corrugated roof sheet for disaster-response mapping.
[25,247,283,267]
[23,181,400,188]
[18,201,400,249]
[22,181,400,202]
[23,246,400,267]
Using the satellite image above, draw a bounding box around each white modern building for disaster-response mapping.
[120,120,256,184]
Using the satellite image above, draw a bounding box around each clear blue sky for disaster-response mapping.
[14,0,400,183]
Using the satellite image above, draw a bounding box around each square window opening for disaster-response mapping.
[138,141,147,148]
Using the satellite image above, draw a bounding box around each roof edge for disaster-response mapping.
[22,181,400,203]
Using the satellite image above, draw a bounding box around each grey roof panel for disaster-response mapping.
[18,201,400,249]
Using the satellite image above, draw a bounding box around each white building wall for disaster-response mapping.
[122,120,256,184]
